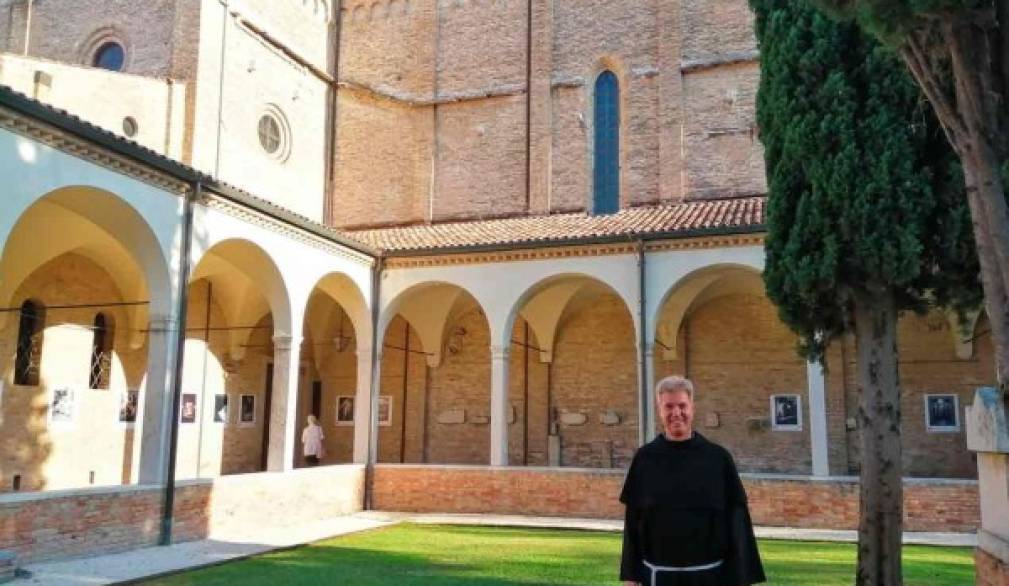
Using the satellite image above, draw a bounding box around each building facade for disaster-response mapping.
[0,0,989,562]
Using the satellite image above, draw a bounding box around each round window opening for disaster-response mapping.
[92,42,125,71]
[258,114,282,155]
[122,117,138,138]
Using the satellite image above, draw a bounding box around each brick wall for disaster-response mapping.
[0,481,210,564]
[372,465,979,533]
[977,545,1009,586]
[0,464,365,564]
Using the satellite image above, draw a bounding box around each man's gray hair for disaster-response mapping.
[655,375,695,401]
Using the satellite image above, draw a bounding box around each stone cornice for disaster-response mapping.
[383,234,765,269]
[203,195,375,267]
[0,107,189,194]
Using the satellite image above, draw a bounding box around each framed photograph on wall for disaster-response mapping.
[118,389,139,426]
[180,392,197,424]
[925,394,960,433]
[378,395,392,427]
[336,395,354,426]
[770,394,802,431]
[239,394,256,426]
[49,385,76,428]
[213,394,229,424]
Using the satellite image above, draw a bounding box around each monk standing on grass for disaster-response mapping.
[620,376,766,586]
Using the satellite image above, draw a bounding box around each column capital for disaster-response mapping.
[490,345,511,361]
[147,315,177,333]
[272,334,302,351]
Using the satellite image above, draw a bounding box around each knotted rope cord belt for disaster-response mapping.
[643,559,724,586]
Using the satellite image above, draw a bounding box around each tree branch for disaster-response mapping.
[900,30,967,151]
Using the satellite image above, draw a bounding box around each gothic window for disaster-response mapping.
[14,300,44,386]
[593,70,620,215]
[89,313,114,390]
[92,42,125,71]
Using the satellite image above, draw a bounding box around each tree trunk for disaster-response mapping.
[963,148,1009,384]
[853,287,903,586]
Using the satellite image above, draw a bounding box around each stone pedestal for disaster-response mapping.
[966,387,1009,585]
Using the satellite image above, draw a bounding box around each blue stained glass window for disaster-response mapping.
[93,42,125,72]
[593,70,620,215]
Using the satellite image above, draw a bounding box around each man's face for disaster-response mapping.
[658,389,694,440]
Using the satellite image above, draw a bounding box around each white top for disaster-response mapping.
[301,424,325,457]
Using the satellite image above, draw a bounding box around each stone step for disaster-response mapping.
[0,551,16,584]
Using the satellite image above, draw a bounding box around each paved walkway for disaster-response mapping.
[19,513,977,585]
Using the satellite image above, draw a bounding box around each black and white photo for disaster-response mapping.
[50,385,75,426]
[771,394,802,431]
[925,394,960,432]
[180,392,197,424]
[240,394,256,425]
[214,394,229,424]
[118,389,138,425]
[336,395,354,425]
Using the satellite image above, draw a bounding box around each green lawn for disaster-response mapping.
[143,524,974,585]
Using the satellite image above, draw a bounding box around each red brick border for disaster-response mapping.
[372,465,979,533]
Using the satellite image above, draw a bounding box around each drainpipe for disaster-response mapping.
[160,182,198,546]
[637,238,648,447]
[323,0,342,225]
[364,254,384,511]
[23,0,33,56]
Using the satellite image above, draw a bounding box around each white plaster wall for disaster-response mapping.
[190,1,329,222]
[0,53,186,159]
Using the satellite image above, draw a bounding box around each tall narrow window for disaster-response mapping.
[593,70,620,215]
[14,300,44,386]
[89,313,114,390]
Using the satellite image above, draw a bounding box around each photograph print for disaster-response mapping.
[180,392,197,424]
[49,385,75,426]
[336,396,355,425]
[770,394,802,431]
[214,394,229,424]
[925,394,960,432]
[240,394,256,425]
[118,389,139,425]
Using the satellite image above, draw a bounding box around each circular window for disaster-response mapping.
[258,114,282,154]
[92,42,125,71]
[122,116,138,138]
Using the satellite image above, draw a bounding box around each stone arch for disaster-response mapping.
[189,238,292,360]
[0,185,172,346]
[380,280,490,367]
[651,263,764,360]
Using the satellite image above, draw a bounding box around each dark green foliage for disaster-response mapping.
[752,0,980,361]
[813,1,984,42]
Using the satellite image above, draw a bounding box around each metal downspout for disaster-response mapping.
[364,254,384,511]
[160,182,198,546]
[637,238,648,447]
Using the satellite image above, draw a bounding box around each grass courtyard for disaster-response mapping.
[144,524,974,585]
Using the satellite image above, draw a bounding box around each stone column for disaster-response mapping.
[806,360,830,477]
[644,342,657,442]
[266,334,302,472]
[138,315,179,484]
[490,344,511,466]
[966,387,1009,584]
[353,347,377,464]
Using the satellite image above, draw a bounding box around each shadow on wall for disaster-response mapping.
[1,372,53,493]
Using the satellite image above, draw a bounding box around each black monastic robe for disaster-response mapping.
[619,433,766,585]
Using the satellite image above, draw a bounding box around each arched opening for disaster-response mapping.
[0,186,167,493]
[507,274,638,468]
[593,70,620,215]
[654,267,809,474]
[295,272,368,467]
[14,299,44,387]
[182,239,290,479]
[89,312,114,390]
[379,283,491,464]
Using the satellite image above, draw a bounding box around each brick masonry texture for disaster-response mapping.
[0,465,364,564]
[372,466,979,533]
[977,547,1009,586]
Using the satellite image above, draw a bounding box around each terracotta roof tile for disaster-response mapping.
[348,197,765,253]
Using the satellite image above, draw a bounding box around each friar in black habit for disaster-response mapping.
[620,375,766,586]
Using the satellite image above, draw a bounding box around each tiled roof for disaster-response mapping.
[348,196,765,253]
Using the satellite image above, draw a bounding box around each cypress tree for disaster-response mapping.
[750,1,980,583]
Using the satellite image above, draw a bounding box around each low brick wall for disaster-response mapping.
[977,531,1009,586]
[372,465,979,533]
[0,464,367,564]
[0,481,210,564]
